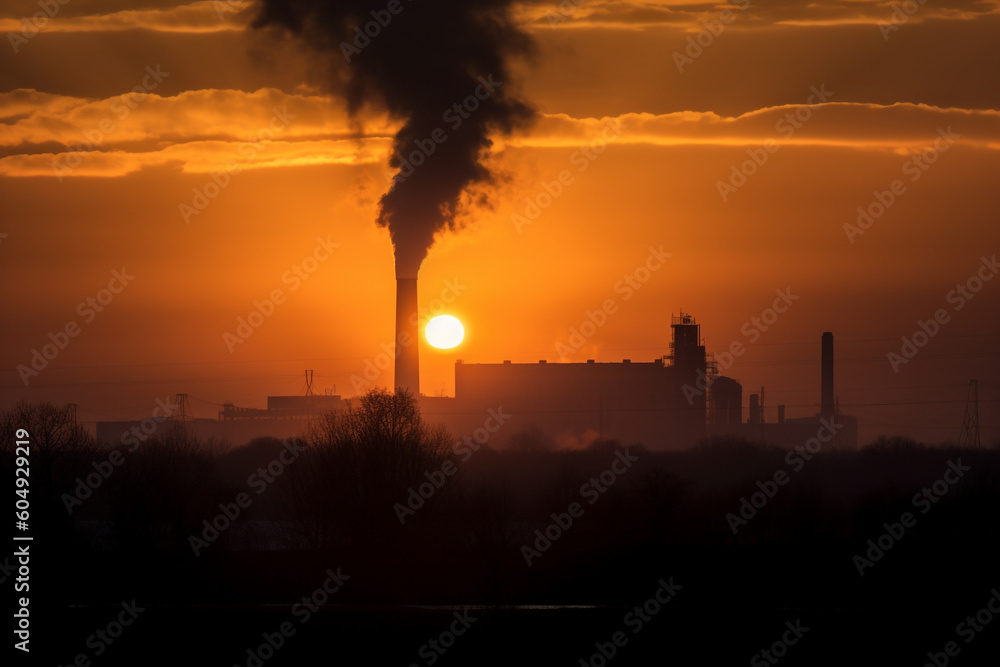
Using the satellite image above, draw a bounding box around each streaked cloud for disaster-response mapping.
[0,87,388,148]
[516,0,1000,30]
[2,86,997,178]
[0,0,250,34]
[2,0,997,38]
[0,138,388,178]
[515,103,1000,150]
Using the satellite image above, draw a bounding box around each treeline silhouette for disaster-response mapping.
[3,392,999,666]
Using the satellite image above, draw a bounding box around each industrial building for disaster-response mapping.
[420,312,709,449]
[706,330,857,449]
[421,315,857,450]
[95,377,348,447]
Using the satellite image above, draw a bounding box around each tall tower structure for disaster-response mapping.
[395,278,420,396]
[668,311,708,444]
[821,332,834,418]
[669,311,706,371]
[959,379,981,448]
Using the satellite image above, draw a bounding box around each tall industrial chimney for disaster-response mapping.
[821,331,834,418]
[749,393,760,425]
[395,278,420,396]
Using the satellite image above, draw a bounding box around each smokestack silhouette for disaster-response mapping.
[821,332,834,418]
[253,0,534,279]
[395,278,419,395]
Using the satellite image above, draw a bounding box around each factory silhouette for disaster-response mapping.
[96,304,858,451]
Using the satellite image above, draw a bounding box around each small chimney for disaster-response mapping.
[821,332,834,418]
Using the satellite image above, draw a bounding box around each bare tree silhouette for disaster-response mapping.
[276,388,453,551]
[0,401,95,545]
[106,425,231,554]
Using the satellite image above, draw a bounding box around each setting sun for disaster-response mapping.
[425,315,464,349]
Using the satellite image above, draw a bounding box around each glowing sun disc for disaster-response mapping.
[425,315,464,349]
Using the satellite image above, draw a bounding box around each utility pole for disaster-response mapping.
[959,380,981,448]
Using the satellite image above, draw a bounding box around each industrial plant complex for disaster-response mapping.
[96,309,858,451]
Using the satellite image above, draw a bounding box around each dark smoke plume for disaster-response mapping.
[254,0,535,278]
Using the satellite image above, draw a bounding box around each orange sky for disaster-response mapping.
[1,0,999,445]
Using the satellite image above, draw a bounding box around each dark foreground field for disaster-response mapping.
[4,397,1000,666]
[28,544,1000,667]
